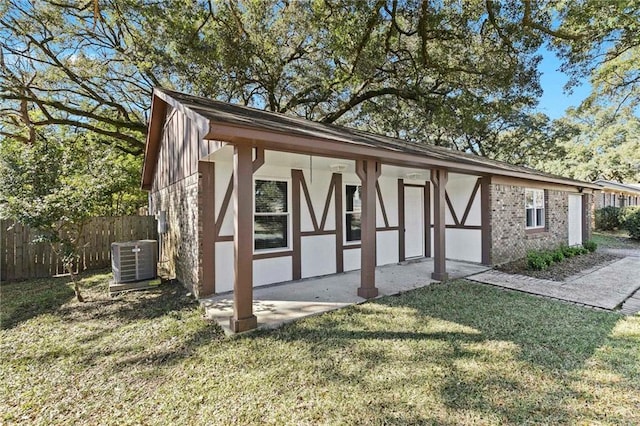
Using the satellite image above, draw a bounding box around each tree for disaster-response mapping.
[540,104,640,183]
[0,129,146,301]
[1,0,554,160]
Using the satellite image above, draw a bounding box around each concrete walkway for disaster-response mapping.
[202,259,489,334]
[468,256,640,312]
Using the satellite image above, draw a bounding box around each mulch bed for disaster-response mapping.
[495,251,622,282]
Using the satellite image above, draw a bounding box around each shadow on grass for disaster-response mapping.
[1,275,76,330]
[260,280,625,423]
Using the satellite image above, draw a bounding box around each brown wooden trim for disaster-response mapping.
[397,179,405,262]
[300,230,336,237]
[480,176,491,265]
[292,169,302,280]
[404,183,426,188]
[216,235,234,242]
[431,169,448,281]
[231,144,257,332]
[355,159,365,181]
[141,96,167,190]
[253,250,293,260]
[460,178,481,226]
[199,161,216,296]
[319,174,338,231]
[335,173,344,273]
[428,224,482,230]
[445,191,460,226]
[252,147,265,172]
[377,226,399,231]
[298,171,320,231]
[215,174,234,239]
[375,181,390,228]
[425,183,431,258]
[344,244,361,250]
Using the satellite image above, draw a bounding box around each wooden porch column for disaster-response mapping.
[230,144,257,332]
[431,169,449,281]
[356,160,380,299]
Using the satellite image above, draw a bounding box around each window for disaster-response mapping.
[345,185,362,242]
[525,188,545,229]
[254,180,288,250]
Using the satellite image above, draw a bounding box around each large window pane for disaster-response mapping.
[346,212,361,242]
[525,190,534,208]
[254,216,288,250]
[526,208,535,228]
[255,180,287,213]
[536,208,545,227]
[346,185,361,213]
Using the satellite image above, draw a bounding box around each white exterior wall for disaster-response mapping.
[444,174,483,263]
[207,150,482,293]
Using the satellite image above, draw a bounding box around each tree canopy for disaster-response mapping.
[0,0,638,182]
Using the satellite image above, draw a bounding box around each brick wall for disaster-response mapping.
[149,173,200,294]
[490,184,569,264]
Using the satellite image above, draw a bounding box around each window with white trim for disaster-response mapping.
[525,188,545,229]
[254,180,288,250]
[345,185,362,242]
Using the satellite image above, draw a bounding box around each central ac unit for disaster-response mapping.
[111,240,158,284]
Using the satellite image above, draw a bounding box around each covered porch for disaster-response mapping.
[201,258,489,334]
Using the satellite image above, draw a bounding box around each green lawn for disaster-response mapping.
[592,230,640,249]
[2,272,639,425]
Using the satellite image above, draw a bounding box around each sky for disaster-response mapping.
[537,49,591,120]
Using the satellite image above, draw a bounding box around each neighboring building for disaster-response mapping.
[594,180,640,208]
[141,88,600,332]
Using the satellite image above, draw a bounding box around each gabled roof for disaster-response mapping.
[594,180,640,194]
[142,88,602,190]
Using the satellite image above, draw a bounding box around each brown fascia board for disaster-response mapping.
[141,94,166,190]
[594,180,640,194]
[205,121,602,190]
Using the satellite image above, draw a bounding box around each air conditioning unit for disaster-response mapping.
[111,240,158,284]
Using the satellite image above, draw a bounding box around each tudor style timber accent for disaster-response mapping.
[431,169,448,281]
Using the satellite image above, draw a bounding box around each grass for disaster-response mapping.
[592,229,640,249]
[2,272,640,424]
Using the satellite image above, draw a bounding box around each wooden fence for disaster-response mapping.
[0,216,157,281]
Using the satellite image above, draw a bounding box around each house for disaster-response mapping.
[141,88,601,332]
[593,180,640,208]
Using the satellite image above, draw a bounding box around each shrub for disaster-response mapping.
[527,251,550,270]
[583,240,597,252]
[620,206,640,240]
[594,206,621,230]
[550,249,565,262]
[560,245,575,258]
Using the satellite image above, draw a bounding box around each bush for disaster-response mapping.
[527,251,551,270]
[620,206,640,240]
[594,206,621,230]
[550,249,565,262]
[583,240,597,252]
[560,245,575,258]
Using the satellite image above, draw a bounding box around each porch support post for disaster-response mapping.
[230,144,257,332]
[356,159,380,299]
[480,176,492,265]
[431,169,449,281]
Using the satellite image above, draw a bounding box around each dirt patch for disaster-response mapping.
[496,252,622,281]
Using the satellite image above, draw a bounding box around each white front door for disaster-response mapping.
[568,194,582,246]
[404,186,424,258]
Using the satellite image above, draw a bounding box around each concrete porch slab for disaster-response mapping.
[201,259,489,334]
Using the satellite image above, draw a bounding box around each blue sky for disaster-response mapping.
[537,49,591,120]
